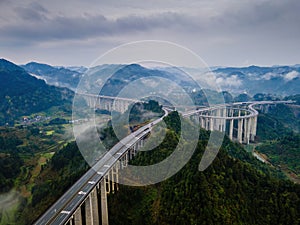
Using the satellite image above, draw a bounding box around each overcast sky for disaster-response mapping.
[0,0,299,67]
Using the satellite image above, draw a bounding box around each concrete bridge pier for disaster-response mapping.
[105,174,111,194]
[121,153,128,168]
[237,119,243,143]
[84,188,100,225]
[200,117,205,129]
[209,118,213,131]
[229,119,234,140]
[251,116,257,141]
[205,117,209,130]
[100,179,109,225]
[115,162,119,191]
[110,168,115,193]
[74,208,82,225]
[243,118,249,144]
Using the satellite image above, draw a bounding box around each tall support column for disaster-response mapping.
[111,169,115,193]
[199,117,203,128]
[97,96,101,108]
[133,143,137,155]
[229,119,234,140]
[91,188,99,225]
[112,100,117,112]
[251,116,257,141]
[105,174,110,194]
[123,101,126,113]
[74,208,82,225]
[265,104,269,113]
[122,154,128,168]
[217,118,220,131]
[249,117,253,141]
[254,116,257,136]
[125,153,128,167]
[101,179,109,225]
[216,109,220,130]
[238,119,243,143]
[115,161,119,191]
[128,149,132,160]
[229,108,233,117]
[221,118,226,132]
[243,118,248,144]
[222,108,227,132]
[247,118,251,144]
[85,194,93,225]
[209,118,213,131]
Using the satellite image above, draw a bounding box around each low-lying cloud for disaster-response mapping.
[284,70,300,81]
[216,75,242,88]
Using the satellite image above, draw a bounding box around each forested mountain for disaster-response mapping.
[257,133,300,174]
[21,62,82,90]
[256,103,300,140]
[107,113,300,225]
[0,59,73,125]
[21,61,300,99]
[10,111,298,225]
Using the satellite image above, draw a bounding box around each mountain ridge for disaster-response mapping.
[0,59,73,125]
[19,60,300,96]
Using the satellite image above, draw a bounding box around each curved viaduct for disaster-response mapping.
[35,95,294,225]
[184,100,294,144]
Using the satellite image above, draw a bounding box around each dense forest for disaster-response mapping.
[0,59,73,125]
[256,103,300,141]
[107,113,300,225]
[257,133,300,174]
[5,104,299,225]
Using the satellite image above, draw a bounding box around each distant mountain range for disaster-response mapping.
[21,62,83,90]
[0,59,73,125]
[0,58,298,126]
[21,62,300,97]
[211,65,300,96]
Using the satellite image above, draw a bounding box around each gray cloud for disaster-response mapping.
[14,3,48,21]
[0,0,10,4]
[2,0,298,42]
[0,12,197,42]
[0,0,299,66]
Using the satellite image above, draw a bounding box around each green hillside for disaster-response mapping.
[0,59,73,125]
[107,113,300,225]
